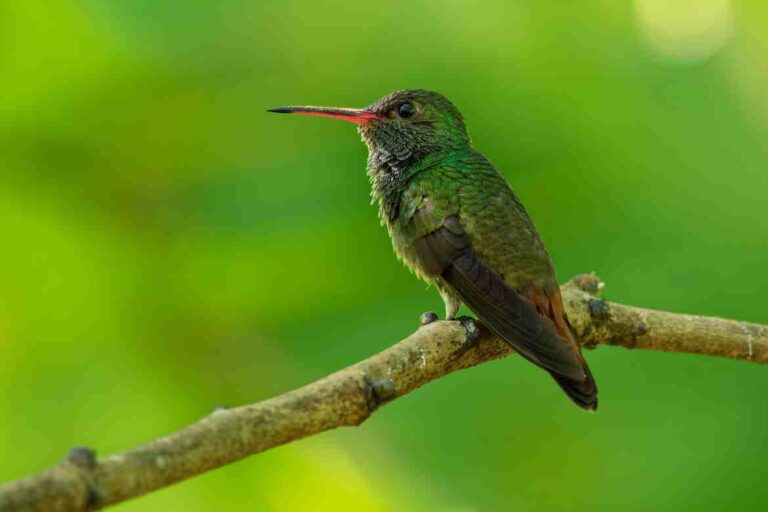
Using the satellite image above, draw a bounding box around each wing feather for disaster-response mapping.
[413,215,587,381]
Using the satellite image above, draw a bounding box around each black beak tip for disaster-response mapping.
[267,107,291,114]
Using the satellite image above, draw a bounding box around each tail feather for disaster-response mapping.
[550,357,598,410]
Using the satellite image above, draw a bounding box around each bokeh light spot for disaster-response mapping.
[634,0,733,63]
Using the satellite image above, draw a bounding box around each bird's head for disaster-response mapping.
[269,89,470,160]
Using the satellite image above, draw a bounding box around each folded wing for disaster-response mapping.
[413,215,586,381]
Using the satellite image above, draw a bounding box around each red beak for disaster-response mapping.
[267,105,380,124]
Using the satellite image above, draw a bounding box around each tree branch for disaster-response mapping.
[1,274,766,512]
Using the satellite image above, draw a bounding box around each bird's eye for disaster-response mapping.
[397,102,415,119]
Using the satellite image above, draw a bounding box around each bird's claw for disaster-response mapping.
[419,311,439,326]
[420,312,479,345]
[445,315,481,363]
[455,315,480,344]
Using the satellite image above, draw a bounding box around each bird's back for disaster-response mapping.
[449,151,557,290]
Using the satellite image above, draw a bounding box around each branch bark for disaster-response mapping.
[1,274,766,512]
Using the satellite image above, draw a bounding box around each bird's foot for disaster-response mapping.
[419,311,439,327]
[420,311,480,347]
[452,315,480,344]
[445,315,481,362]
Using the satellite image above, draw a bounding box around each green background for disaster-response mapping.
[2,1,767,510]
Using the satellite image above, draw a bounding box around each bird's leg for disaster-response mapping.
[436,280,462,320]
[419,280,461,327]
[433,281,480,344]
[420,282,479,344]
[444,297,462,321]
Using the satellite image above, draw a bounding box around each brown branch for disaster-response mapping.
[1,274,766,512]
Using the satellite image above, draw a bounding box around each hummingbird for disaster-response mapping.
[268,90,598,410]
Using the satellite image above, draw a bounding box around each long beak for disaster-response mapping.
[267,105,380,124]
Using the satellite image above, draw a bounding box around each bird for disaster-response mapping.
[268,89,598,410]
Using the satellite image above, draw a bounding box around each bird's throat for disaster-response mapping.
[366,147,449,222]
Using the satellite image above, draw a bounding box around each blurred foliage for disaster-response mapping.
[1,1,768,510]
